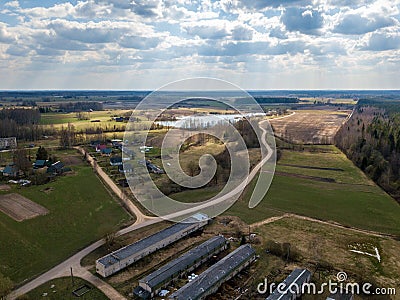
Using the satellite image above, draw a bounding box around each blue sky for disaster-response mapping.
[0,0,399,90]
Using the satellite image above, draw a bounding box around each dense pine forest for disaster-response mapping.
[335,99,400,201]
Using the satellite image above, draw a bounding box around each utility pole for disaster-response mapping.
[70,267,74,285]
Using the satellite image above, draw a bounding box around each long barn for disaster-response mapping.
[168,244,256,300]
[135,235,229,298]
[96,213,209,277]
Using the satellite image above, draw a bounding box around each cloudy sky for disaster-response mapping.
[0,0,400,90]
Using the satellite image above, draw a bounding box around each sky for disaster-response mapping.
[0,0,400,90]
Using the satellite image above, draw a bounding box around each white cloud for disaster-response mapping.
[334,13,397,34]
[0,22,16,43]
[0,0,400,89]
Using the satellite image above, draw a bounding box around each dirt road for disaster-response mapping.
[8,118,393,299]
[75,146,148,224]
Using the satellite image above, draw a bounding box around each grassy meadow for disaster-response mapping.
[0,164,130,284]
[25,277,108,300]
[225,146,400,236]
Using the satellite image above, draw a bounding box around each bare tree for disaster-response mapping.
[13,149,31,176]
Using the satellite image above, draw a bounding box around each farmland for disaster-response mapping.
[270,109,350,144]
[0,154,130,284]
[0,193,49,222]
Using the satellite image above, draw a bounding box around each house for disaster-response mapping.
[110,157,123,166]
[101,148,112,156]
[327,289,354,300]
[47,161,64,175]
[90,140,102,148]
[33,160,49,169]
[118,163,133,174]
[96,144,107,152]
[2,164,19,177]
[0,137,17,150]
[111,139,123,148]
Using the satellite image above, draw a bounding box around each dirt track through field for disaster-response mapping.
[0,193,49,221]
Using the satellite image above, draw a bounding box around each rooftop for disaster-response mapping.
[266,269,312,300]
[97,213,208,268]
[169,244,255,300]
[140,236,227,289]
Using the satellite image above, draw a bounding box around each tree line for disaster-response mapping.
[58,101,103,112]
[335,101,400,201]
[0,108,58,141]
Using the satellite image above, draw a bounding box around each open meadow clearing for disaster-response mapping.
[0,160,130,284]
[225,146,400,236]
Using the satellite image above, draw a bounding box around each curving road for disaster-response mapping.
[75,146,149,224]
[6,116,291,299]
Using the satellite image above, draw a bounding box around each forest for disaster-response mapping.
[0,108,53,141]
[335,99,400,201]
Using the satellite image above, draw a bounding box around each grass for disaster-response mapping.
[276,146,373,185]
[24,277,108,300]
[39,110,138,130]
[226,147,400,236]
[0,164,130,284]
[248,217,400,298]
[170,185,222,202]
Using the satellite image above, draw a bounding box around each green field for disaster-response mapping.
[224,147,400,235]
[39,110,154,132]
[0,165,130,284]
[25,277,108,300]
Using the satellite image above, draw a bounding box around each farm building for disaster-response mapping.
[110,156,123,166]
[96,213,209,277]
[0,137,17,150]
[266,269,312,300]
[135,236,229,298]
[168,244,256,300]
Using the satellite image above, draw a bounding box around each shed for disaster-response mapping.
[110,157,123,166]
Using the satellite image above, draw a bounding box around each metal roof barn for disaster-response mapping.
[96,213,209,277]
[266,269,312,300]
[138,236,229,297]
[168,244,256,300]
